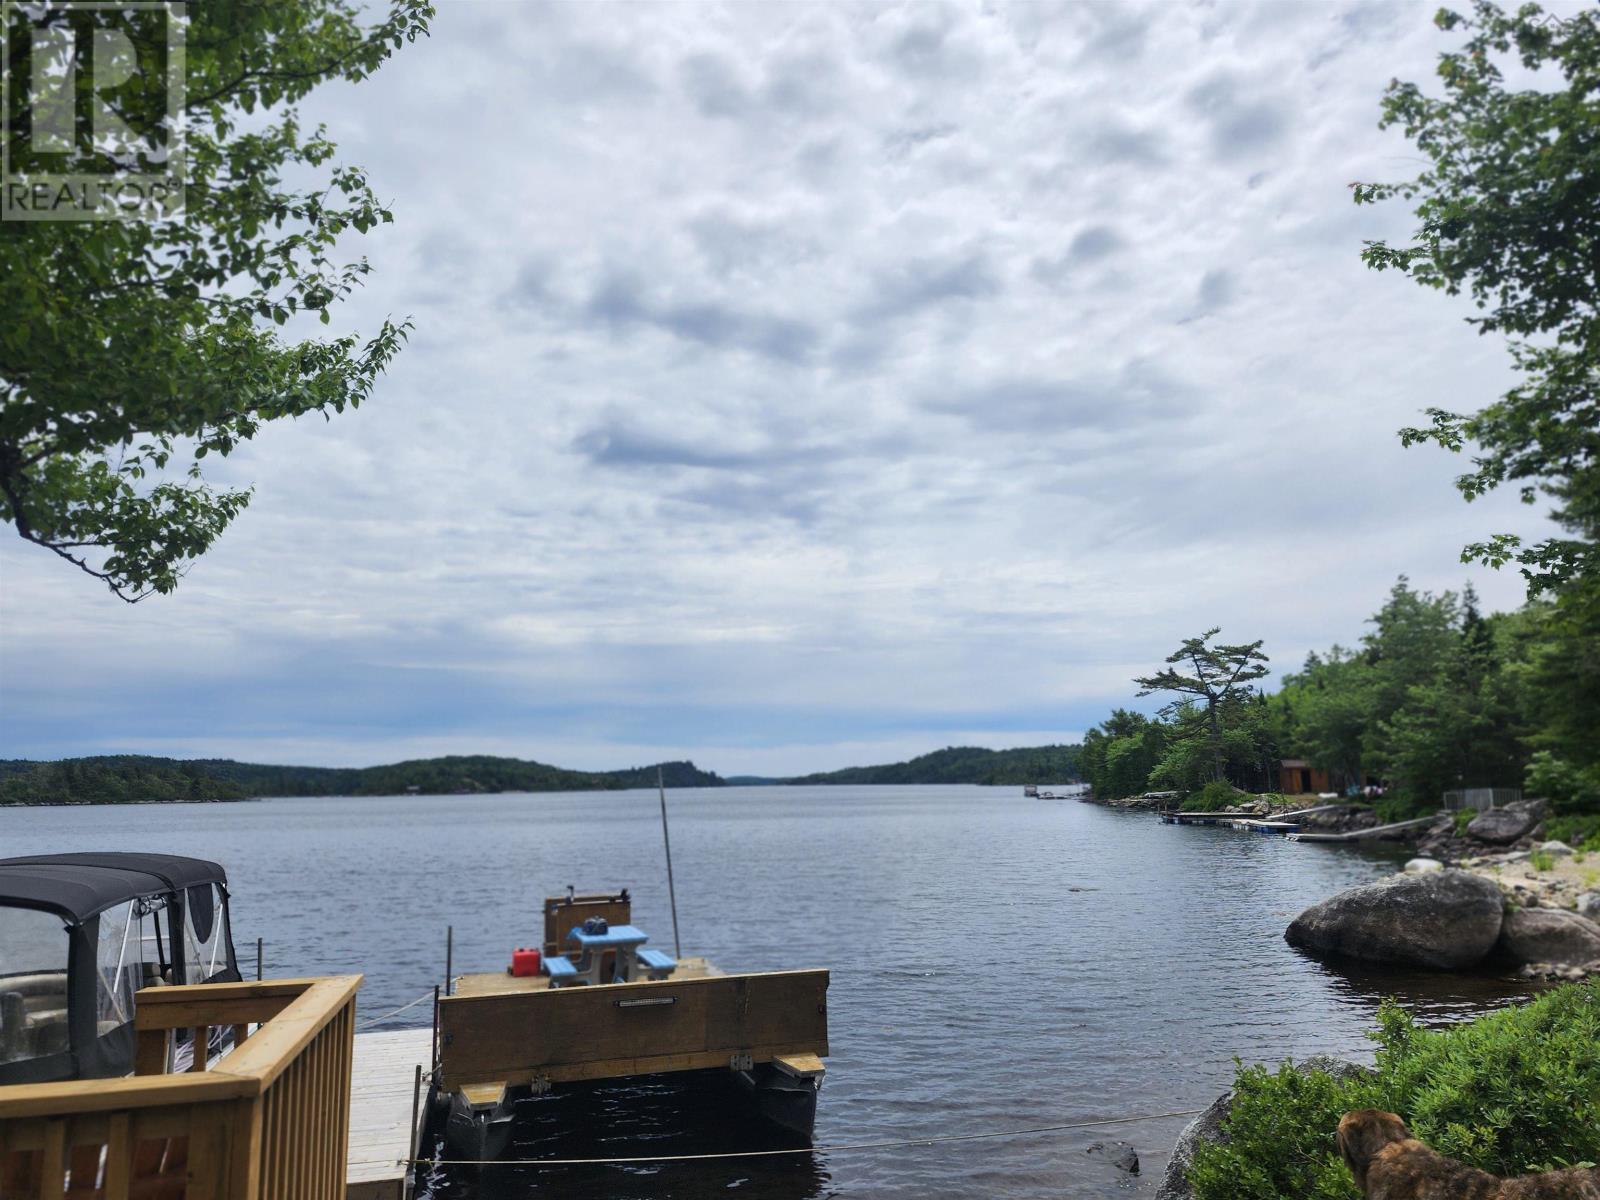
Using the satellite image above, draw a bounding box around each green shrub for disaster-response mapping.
[1526,752,1600,818]
[1546,813,1600,852]
[1190,983,1600,1200]
[1184,780,1246,812]
[1531,849,1555,872]
[1375,794,1427,823]
[1453,808,1477,835]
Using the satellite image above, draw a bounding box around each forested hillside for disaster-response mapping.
[0,755,725,805]
[783,744,1082,786]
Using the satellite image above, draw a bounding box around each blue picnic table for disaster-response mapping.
[566,923,649,985]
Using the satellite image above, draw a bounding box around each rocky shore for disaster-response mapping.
[1148,792,1600,1197]
[1284,863,1600,981]
[1095,789,1598,925]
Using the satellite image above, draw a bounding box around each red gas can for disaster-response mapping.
[510,947,543,977]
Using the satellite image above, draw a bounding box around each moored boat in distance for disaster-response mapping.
[432,887,830,1161]
[1028,783,1089,800]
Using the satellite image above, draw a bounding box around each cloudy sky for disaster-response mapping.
[0,0,1575,775]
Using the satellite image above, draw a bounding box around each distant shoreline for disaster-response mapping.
[0,747,1085,806]
[0,780,1088,809]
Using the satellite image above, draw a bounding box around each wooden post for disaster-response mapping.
[255,938,263,982]
[404,1062,423,1200]
[445,926,453,997]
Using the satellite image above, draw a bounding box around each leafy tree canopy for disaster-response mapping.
[1354,1,1600,593]
[0,1,433,598]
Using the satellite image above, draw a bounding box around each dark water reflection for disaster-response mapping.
[0,787,1541,1197]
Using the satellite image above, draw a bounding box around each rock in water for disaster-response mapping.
[1284,870,1504,969]
[1085,1139,1139,1174]
[1466,801,1545,845]
[1404,857,1443,874]
[1497,908,1600,967]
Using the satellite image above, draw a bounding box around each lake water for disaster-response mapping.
[0,786,1540,1198]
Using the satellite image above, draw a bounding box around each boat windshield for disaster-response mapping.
[0,905,70,1067]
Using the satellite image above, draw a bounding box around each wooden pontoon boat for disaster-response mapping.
[432,888,829,1160]
[0,853,242,1087]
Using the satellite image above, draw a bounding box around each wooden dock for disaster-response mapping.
[346,1027,431,1200]
[1287,814,1440,843]
[1161,802,1354,833]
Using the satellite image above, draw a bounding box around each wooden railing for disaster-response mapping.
[0,975,360,1200]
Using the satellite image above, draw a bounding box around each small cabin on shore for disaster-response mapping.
[1276,759,1374,795]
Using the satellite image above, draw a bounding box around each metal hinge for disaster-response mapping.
[728,1053,753,1071]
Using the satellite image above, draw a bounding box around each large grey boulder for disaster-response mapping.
[1155,1057,1368,1200]
[1578,894,1600,921]
[1285,870,1504,969]
[1467,807,1540,845]
[1497,908,1600,967]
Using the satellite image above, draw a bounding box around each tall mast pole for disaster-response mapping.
[658,766,682,958]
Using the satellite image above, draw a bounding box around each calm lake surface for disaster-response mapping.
[0,786,1540,1198]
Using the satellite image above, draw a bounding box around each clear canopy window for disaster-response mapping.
[95,900,145,1032]
[0,906,70,1066]
[182,883,228,983]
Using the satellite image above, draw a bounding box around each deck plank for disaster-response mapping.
[345,1028,430,1200]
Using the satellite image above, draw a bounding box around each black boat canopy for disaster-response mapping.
[0,853,239,1086]
[0,853,229,922]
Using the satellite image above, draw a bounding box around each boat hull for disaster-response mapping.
[732,1062,823,1140]
[441,1087,515,1162]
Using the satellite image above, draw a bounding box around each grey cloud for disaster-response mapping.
[1187,74,1288,160]
[573,425,766,471]
[507,257,554,307]
[857,251,1000,322]
[582,273,818,363]
[1081,119,1169,166]
[927,360,1192,433]
[1175,268,1238,324]
[657,302,819,362]
[669,474,825,524]
[680,45,838,122]
[1068,225,1125,264]
[680,52,750,118]
[686,209,814,279]
[1198,268,1236,311]
[1077,8,1149,63]
[585,273,649,326]
[884,123,959,159]
[760,49,839,116]
[1030,225,1127,287]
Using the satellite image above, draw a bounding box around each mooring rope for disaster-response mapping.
[407,1106,1207,1167]
[355,991,434,1029]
